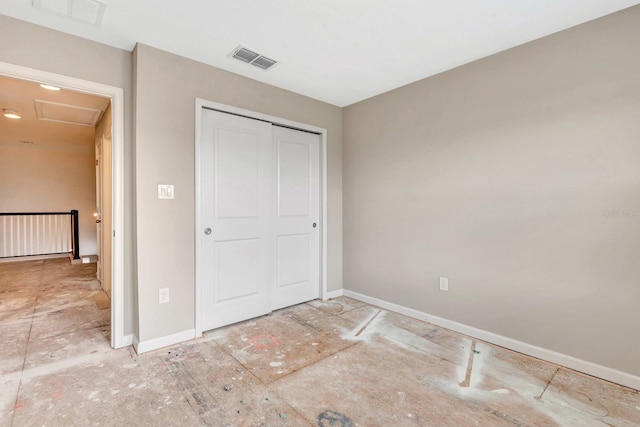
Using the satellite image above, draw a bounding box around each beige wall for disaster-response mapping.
[133,44,343,342]
[0,143,96,256]
[343,6,640,376]
[0,15,136,335]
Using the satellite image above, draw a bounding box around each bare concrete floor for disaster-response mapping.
[1,260,639,426]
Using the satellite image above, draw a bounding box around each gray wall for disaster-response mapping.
[134,44,342,343]
[343,6,640,376]
[0,15,137,336]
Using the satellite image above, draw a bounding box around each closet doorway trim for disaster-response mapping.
[194,98,329,337]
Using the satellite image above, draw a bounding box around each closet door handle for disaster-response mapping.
[204,228,212,235]
[312,223,317,228]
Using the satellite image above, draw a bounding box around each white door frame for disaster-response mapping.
[0,61,126,349]
[195,98,329,337]
[95,136,103,282]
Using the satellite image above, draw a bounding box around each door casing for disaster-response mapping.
[194,99,329,337]
[95,137,103,283]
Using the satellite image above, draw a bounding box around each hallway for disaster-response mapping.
[0,259,111,418]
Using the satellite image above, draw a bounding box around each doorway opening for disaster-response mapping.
[0,61,126,348]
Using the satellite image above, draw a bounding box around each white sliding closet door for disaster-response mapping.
[200,109,274,331]
[272,126,320,310]
[199,109,321,332]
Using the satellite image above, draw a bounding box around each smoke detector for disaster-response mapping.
[229,46,278,71]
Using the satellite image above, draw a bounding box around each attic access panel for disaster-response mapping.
[32,0,107,26]
[34,99,104,126]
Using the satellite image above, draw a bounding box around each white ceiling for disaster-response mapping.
[0,75,110,150]
[1,0,639,107]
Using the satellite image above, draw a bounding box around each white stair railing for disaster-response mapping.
[0,211,80,259]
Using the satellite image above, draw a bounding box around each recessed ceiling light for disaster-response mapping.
[40,84,61,91]
[3,109,22,119]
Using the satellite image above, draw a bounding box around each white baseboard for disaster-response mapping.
[0,253,68,263]
[70,254,98,265]
[343,290,640,391]
[134,329,196,354]
[323,289,344,301]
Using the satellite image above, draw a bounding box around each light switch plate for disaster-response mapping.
[158,184,174,200]
[159,288,170,304]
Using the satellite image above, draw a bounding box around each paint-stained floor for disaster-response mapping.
[1,260,640,426]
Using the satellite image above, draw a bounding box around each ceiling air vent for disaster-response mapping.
[251,56,277,70]
[229,45,278,71]
[232,47,260,63]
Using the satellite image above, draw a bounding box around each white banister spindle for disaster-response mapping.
[16,216,21,256]
[53,215,57,253]
[36,217,45,253]
[29,216,33,255]
[10,216,14,257]
[60,215,65,252]
[66,217,71,252]
[2,216,5,257]
[36,216,40,255]
[48,215,52,254]
[57,215,63,253]
[56,215,60,252]
[23,215,27,256]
